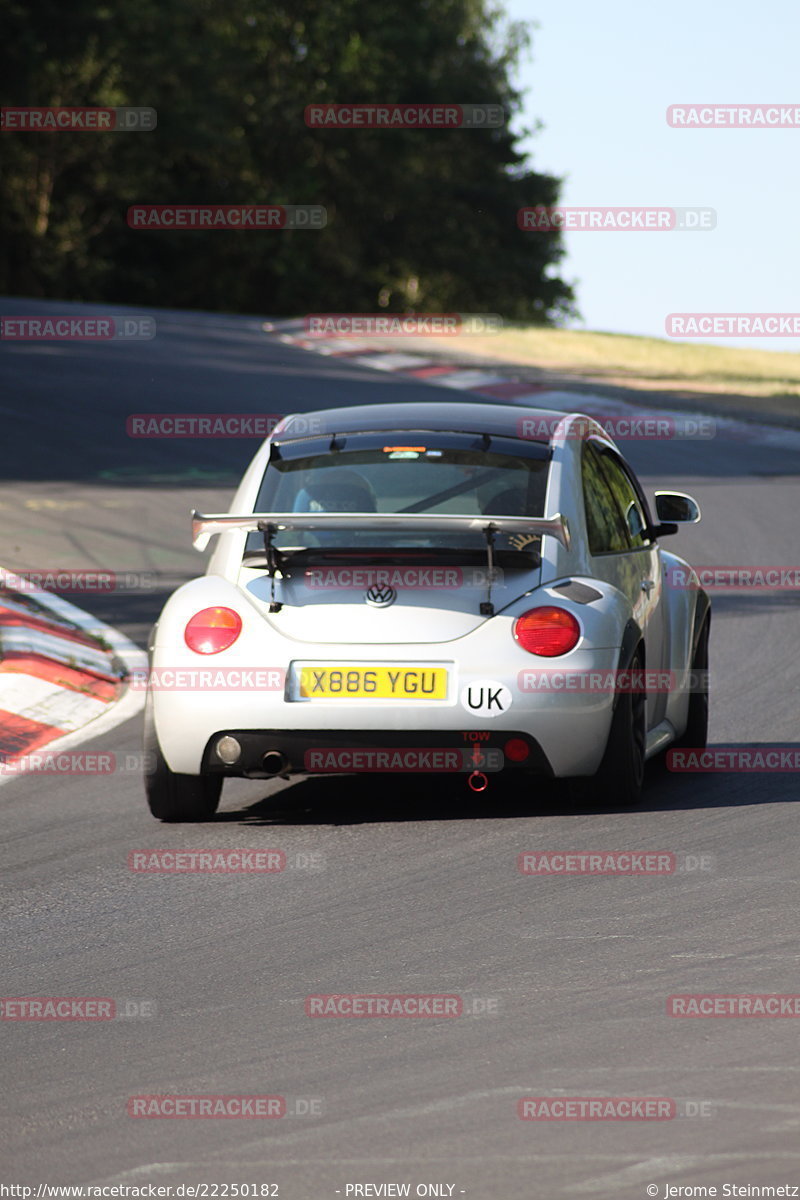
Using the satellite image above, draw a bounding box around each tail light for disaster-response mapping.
[513,606,580,657]
[184,607,242,654]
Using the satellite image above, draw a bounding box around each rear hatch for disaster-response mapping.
[200,427,562,642]
[239,550,542,643]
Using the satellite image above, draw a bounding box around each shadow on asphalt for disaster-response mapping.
[208,749,800,826]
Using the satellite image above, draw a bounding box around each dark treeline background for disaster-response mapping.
[1,0,575,320]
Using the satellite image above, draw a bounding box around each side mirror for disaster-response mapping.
[654,491,701,524]
[642,491,701,539]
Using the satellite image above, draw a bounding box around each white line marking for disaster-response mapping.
[0,671,107,727]
[0,564,147,788]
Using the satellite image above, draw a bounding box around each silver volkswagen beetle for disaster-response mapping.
[143,400,709,820]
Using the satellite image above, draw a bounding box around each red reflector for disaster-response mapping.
[504,737,529,762]
[184,607,242,655]
[513,606,581,657]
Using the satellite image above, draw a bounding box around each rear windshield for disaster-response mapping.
[244,433,549,556]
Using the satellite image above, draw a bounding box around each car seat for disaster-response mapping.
[292,469,378,513]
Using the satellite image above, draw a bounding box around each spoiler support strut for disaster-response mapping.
[191,510,571,617]
[258,521,283,612]
[481,523,497,617]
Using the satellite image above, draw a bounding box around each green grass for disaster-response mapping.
[447,326,800,400]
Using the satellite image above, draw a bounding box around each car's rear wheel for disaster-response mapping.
[144,694,221,822]
[590,649,646,806]
[673,617,710,751]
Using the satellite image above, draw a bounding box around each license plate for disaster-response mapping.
[296,665,448,700]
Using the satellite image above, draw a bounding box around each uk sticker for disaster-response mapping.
[460,680,512,717]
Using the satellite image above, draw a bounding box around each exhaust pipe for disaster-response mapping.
[262,750,289,776]
[468,770,488,792]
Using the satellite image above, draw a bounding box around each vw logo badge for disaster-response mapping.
[365,583,396,608]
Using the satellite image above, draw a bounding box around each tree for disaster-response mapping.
[0,0,576,321]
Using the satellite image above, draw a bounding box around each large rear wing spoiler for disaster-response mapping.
[191,510,571,553]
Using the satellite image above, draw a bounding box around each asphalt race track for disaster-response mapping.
[2,300,800,1197]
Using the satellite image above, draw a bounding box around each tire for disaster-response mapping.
[590,649,647,806]
[674,617,710,750]
[143,694,222,822]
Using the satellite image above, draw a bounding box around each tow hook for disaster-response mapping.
[468,770,488,792]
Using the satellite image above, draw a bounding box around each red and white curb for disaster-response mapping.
[0,567,147,784]
[274,326,800,452]
[276,330,547,405]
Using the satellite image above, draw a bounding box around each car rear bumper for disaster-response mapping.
[148,624,624,778]
[200,728,554,779]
